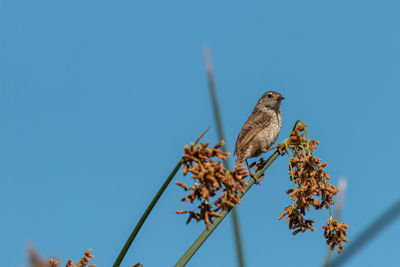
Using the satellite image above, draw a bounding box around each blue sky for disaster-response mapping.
[1,1,399,266]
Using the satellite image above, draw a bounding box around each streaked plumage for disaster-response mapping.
[234,91,284,169]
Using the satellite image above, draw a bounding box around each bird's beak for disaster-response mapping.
[279,95,285,101]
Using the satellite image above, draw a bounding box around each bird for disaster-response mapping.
[234,91,284,171]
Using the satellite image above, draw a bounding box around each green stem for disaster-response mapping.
[328,203,333,219]
[113,161,183,267]
[175,151,280,267]
[293,120,310,153]
[285,143,296,191]
[301,122,311,153]
[292,120,302,131]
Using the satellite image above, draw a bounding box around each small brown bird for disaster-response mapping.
[234,91,284,170]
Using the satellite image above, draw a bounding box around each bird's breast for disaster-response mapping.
[257,114,281,149]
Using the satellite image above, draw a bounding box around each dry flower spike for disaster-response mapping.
[278,121,349,253]
[176,131,249,229]
[323,218,349,253]
[28,248,95,267]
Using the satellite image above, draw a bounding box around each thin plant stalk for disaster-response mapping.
[203,45,245,267]
[113,161,182,267]
[175,151,280,267]
[113,128,210,267]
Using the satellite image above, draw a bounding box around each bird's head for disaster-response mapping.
[256,91,284,111]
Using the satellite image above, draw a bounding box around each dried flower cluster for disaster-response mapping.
[28,248,95,267]
[176,136,249,229]
[323,218,349,253]
[278,122,349,253]
[65,249,95,267]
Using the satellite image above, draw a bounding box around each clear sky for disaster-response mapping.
[1,1,400,266]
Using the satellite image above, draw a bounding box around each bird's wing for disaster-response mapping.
[234,111,273,155]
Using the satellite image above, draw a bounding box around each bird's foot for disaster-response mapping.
[246,160,260,185]
[249,169,259,184]
[268,144,286,156]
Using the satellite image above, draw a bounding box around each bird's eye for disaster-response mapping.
[267,94,272,98]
